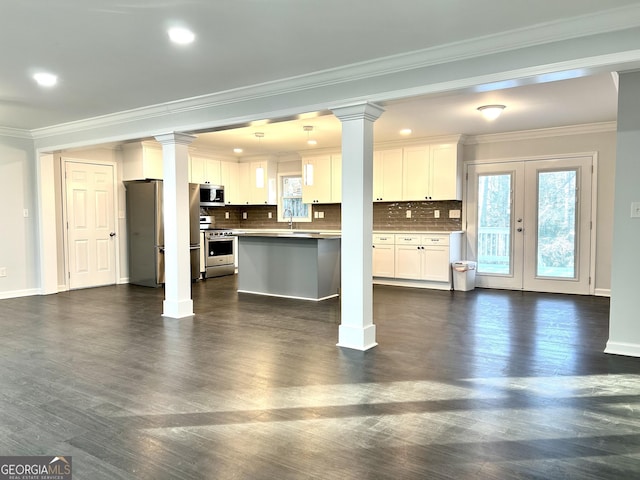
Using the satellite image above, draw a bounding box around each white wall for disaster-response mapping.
[0,134,39,298]
[463,126,616,293]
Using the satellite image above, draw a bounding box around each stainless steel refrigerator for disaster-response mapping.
[125,180,200,287]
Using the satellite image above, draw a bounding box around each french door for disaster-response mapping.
[466,156,593,294]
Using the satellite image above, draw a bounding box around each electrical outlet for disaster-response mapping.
[319,212,324,219]
[225,212,230,219]
[0,267,6,278]
[268,212,272,219]
[449,209,461,219]
[23,209,29,218]
[242,212,247,220]
[406,210,412,218]
[631,202,640,218]
[434,210,440,218]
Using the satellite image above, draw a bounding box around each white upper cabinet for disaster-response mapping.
[220,161,239,204]
[122,142,163,181]
[373,149,403,202]
[237,159,277,205]
[302,154,331,204]
[190,155,221,185]
[301,154,341,204]
[402,143,461,201]
[430,144,460,200]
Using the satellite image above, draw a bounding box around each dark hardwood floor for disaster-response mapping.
[1,276,640,479]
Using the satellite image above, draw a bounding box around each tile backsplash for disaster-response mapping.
[202,200,462,231]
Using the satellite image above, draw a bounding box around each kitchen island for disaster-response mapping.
[236,232,341,301]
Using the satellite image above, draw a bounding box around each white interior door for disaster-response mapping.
[467,156,593,294]
[65,161,117,289]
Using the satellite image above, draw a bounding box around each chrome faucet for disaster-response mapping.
[283,208,293,229]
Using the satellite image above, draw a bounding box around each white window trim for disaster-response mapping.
[277,172,312,223]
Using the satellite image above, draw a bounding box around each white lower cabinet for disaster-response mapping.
[373,232,461,289]
[396,234,451,281]
[421,236,451,282]
[394,236,423,279]
[372,234,395,277]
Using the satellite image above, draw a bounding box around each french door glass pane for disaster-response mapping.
[536,170,577,278]
[477,174,512,274]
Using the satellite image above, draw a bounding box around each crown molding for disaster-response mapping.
[465,121,617,145]
[28,5,640,142]
[0,127,32,139]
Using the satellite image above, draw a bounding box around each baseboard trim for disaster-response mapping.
[373,278,452,291]
[595,288,611,297]
[604,341,640,358]
[0,288,40,300]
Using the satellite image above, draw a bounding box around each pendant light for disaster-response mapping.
[303,126,315,186]
[255,132,264,188]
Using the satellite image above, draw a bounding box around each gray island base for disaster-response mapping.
[237,233,341,301]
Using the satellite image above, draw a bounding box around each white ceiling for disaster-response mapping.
[0,0,633,153]
[191,73,619,156]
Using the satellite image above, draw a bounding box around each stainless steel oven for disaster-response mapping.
[199,217,235,278]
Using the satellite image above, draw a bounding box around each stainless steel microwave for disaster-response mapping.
[199,184,225,206]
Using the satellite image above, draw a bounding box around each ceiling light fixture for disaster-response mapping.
[303,125,317,146]
[399,128,412,136]
[477,104,506,121]
[255,133,265,188]
[233,148,243,154]
[168,27,195,45]
[33,72,57,87]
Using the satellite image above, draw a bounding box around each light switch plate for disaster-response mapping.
[406,210,412,218]
[434,210,440,218]
[449,209,461,219]
[225,212,230,219]
[314,211,319,218]
[268,212,272,219]
[319,212,324,219]
[0,267,6,277]
[631,202,640,218]
[242,212,247,220]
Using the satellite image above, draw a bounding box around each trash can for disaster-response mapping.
[452,261,477,291]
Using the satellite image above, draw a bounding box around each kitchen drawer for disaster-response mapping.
[421,235,449,246]
[395,235,421,245]
[373,234,395,245]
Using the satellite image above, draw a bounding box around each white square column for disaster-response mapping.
[154,132,196,319]
[332,103,384,351]
[606,71,640,357]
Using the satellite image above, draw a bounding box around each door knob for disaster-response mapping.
[109,232,116,237]
[517,227,523,232]
[517,218,523,223]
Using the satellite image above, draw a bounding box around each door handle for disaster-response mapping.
[109,232,116,237]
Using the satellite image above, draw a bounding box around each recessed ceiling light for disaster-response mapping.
[168,27,195,45]
[307,139,317,146]
[233,148,243,154]
[399,128,412,136]
[33,72,57,87]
